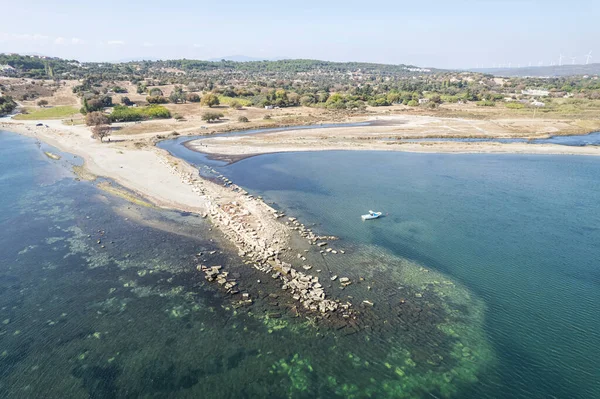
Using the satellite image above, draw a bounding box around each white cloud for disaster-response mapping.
[193,43,205,48]
[54,37,66,45]
[142,42,154,47]
[71,37,85,45]
[107,40,125,46]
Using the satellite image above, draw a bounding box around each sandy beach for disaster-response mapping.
[187,115,600,159]
[0,118,355,320]
[1,114,599,320]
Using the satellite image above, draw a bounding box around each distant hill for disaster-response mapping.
[206,55,288,62]
[470,63,600,77]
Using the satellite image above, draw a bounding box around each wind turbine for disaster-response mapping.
[571,57,577,65]
[585,51,593,64]
[559,54,564,66]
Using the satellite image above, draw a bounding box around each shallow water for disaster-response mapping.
[5,127,600,398]
[0,131,494,398]
[400,131,600,146]
[217,151,600,398]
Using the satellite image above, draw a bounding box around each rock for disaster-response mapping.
[331,275,338,281]
[317,242,328,247]
[362,300,374,307]
[339,277,350,283]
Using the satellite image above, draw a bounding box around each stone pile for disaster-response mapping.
[157,154,355,319]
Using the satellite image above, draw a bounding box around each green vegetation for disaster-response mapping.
[237,116,249,122]
[81,95,112,114]
[0,95,17,116]
[185,93,200,103]
[169,86,186,104]
[201,93,220,107]
[505,102,525,109]
[146,95,168,104]
[109,105,171,122]
[218,96,252,107]
[4,53,600,115]
[13,106,79,120]
[201,111,224,122]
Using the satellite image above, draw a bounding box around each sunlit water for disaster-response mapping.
[216,151,600,399]
[3,127,600,398]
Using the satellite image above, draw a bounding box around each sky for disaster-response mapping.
[0,0,598,69]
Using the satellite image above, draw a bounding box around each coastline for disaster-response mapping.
[185,117,600,160]
[2,115,599,320]
[0,119,356,321]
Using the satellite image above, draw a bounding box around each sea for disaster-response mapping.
[1,129,599,398]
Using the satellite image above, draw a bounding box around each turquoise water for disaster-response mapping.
[4,127,600,398]
[218,151,600,398]
[0,131,494,398]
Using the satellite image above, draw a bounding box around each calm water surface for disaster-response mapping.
[218,151,600,399]
[3,128,600,398]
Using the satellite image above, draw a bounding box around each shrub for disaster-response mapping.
[238,116,249,122]
[112,86,127,93]
[407,100,418,107]
[230,100,243,109]
[147,95,168,104]
[186,93,200,103]
[37,99,48,107]
[505,102,525,109]
[263,114,272,120]
[201,111,224,122]
[476,100,496,107]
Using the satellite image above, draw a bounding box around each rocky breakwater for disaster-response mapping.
[156,151,355,321]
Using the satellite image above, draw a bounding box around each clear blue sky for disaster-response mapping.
[0,0,597,68]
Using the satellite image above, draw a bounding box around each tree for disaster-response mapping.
[201,111,224,122]
[85,111,110,127]
[0,95,18,116]
[148,88,163,96]
[201,93,220,108]
[186,93,200,102]
[92,124,111,142]
[85,111,111,142]
[237,116,249,122]
[37,99,48,107]
[121,96,133,106]
[169,86,185,104]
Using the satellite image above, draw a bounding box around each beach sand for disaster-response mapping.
[187,115,600,159]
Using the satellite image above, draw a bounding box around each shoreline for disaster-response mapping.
[179,115,600,160]
[0,119,357,322]
[2,115,599,321]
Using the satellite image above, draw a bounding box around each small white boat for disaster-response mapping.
[361,210,382,220]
